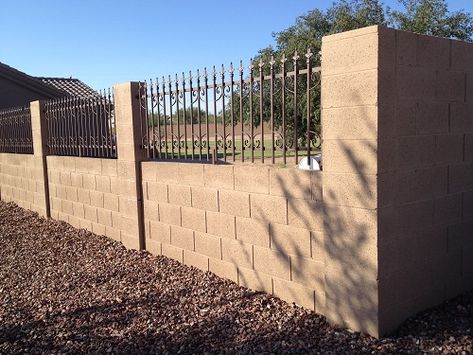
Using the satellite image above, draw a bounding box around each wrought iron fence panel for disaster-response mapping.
[0,105,33,154]
[139,48,321,164]
[45,91,116,159]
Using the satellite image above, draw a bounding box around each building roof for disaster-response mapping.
[0,62,97,98]
[37,77,98,97]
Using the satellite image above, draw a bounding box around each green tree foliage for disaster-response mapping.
[388,0,473,41]
[228,0,473,145]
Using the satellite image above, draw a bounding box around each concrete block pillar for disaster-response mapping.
[113,82,146,250]
[30,100,50,218]
[321,25,384,337]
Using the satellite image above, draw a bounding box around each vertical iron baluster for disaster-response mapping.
[149,80,156,159]
[189,71,195,160]
[221,65,226,162]
[108,89,113,158]
[111,89,116,158]
[156,78,162,159]
[103,90,110,158]
[212,66,218,162]
[168,76,174,159]
[249,60,254,163]
[94,96,100,157]
[306,49,313,161]
[182,73,188,159]
[293,51,299,165]
[270,56,275,164]
[281,55,287,165]
[239,61,244,163]
[175,74,181,159]
[196,69,203,160]
[162,77,168,159]
[229,63,235,162]
[259,59,264,163]
[204,68,210,161]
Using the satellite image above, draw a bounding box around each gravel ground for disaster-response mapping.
[0,201,472,354]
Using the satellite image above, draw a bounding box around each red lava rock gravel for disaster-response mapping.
[0,201,472,354]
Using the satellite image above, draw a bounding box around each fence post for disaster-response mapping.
[113,82,146,250]
[30,100,50,218]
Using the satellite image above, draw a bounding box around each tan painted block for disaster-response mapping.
[434,134,465,164]
[251,194,287,224]
[92,223,106,236]
[162,243,184,263]
[396,29,417,67]
[206,211,235,239]
[183,250,209,271]
[60,172,72,186]
[149,220,171,243]
[61,200,73,215]
[449,163,473,193]
[104,193,119,212]
[105,226,121,241]
[397,66,436,101]
[50,197,61,211]
[417,34,450,69]
[90,191,104,208]
[120,215,139,236]
[117,161,137,180]
[238,267,272,294]
[113,178,137,197]
[191,187,218,211]
[77,188,90,204]
[219,189,250,217]
[322,32,378,75]
[82,174,96,190]
[194,232,221,259]
[311,231,325,263]
[178,163,204,186]
[435,70,465,102]
[146,239,162,256]
[72,202,85,219]
[254,246,290,280]
[325,205,378,243]
[119,197,139,219]
[236,217,269,247]
[143,200,159,222]
[121,233,140,250]
[398,166,448,204]
[221,238,253,269]
[84,205,98,222]
[155,163,179,184]
[96,175,111,193]
[70,173,83,188]
[323,173,377,209]
[101,159,118,177]
[416,102,449,135]
[68,216,81,229]
[181,206,206,233]
[141,163,157,182]
[159,203,181,226]
[465,134,473,162]
[58,212,69,223]
[97,208,112,227]
[323,106,378,141]
[168,184,191,207]
[234,165,269,194]
[321,70,377,108]
[79,219,93,232]
[170,225,194,250]
[270,223,311,258]
[287,198,324,231]
[451,40,473,72]
[203,164,234,190]
[65,186,78,202]
[322,24,379,43]
[291,256,324,290]
[399,135,435,169]
[463,191,473,219]
[450,103,473,133]
[208,258,238,283]
[273,277,315,310]
[322,140,377,174]
[146,181,168,202]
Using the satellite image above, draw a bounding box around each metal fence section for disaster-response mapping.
[139,49,321,164]
[0,105,34,154]
[44,91,117,158]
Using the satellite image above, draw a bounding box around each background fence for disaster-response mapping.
[44,91,117,158]
[139,49,322,164]
[0,105,33,154]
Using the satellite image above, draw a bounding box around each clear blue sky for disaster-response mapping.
[1,0,472,90]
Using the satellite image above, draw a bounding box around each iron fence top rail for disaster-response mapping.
[0,104,33,155]
[44,91,117,159]
[139,49,322,166]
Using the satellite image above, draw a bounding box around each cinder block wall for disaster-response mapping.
[375,28,473,333]
[47,156,125,240]
[0,153,47,215]
[142,162,326,311]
